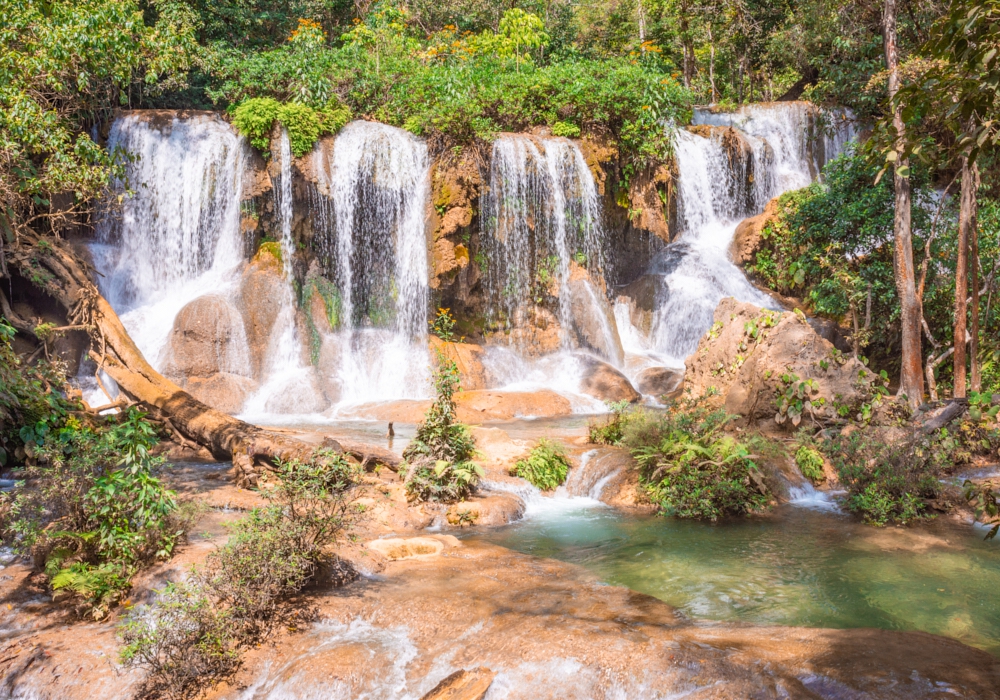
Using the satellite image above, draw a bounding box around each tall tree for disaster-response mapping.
[883,0,925,408]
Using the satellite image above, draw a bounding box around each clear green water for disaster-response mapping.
[471,503,1000,655]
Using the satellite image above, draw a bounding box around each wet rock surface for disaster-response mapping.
[685,297,873,424]
[635,365,684,400]
[576,354,641,404]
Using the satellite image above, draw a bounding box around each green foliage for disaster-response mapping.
[119,449,361,693]
[588,399,633,445]
[204,9,691,168]
[794,445,825,483]
[624,398,771,520]
[826,429,944,526]
[404,355,480,502]
[2,407,188,615]
[746,147,941,371]
[774,373,822,427]
[429,307,461,342]
[231,97,350,156]
[118,582,239,699]
[0,0,194,237]
[231,96,281,151]
[511,439,570,490]
[551,121,581,138]
[963,480,1000,541]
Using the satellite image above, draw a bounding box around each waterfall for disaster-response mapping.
[646,102,855,365]
[241,129,324,416]
[93,112,248,372]
[481,134,605,347]
[309,121,432,407]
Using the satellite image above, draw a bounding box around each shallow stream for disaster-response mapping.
[471,499,1000,655]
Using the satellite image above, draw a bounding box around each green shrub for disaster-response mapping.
[119,450,362,693]
[588,400,633,445]
[118,582,239,699]
[2,407,188,615]
[511,439,570,490]
[231,97,281,151]
[795,445,825,483]
[551,120,580,138]
[826,429,943,526]
[624,399,771,520]
[231,98,351,157]
[275,102,322,157]
[404,355,481,502]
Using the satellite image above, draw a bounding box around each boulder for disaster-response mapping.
[731,196,780,266]
[684,298,875,425]
[577,354,641,404]
[616,274,661,336]
[636,366,684,400]
[239,247,288,377]
[420,668,495,700]
[446,493,525,527]
[184,373,257,414]
[167,295,247,378]
[429,336,491,391]
[455,390,573,421]
[316,334,343,405]
[566,262,625,365]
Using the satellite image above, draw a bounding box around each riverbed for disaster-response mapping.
[470,497,1000,656]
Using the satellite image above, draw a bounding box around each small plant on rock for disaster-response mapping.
[511,439,571,490]
[794,445,825,483]
[404,355,481,502]
[588,399,633,445]
[429,307,462,342]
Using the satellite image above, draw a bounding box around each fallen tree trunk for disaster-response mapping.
[4,229,361,486]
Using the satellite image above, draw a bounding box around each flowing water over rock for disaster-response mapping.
[308,121,432,411]
[242,129,324,416]
[481,134,605,345]
[93,112,249,374]
[638,102,856,366]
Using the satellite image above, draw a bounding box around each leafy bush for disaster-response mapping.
[0,319,78,467]
[231,97,352,156]
[2,407,188,615]
[404,355,480,502]
[826,429,943,525]
[201,453,361,640]
[551,121,580,138]
[588,399,633,445]
[206,10,691,169]
[118,582,239,699]
[795,445,825,483]
[624,399,771,520]
[511,439,570,490]
[119,450,362,694]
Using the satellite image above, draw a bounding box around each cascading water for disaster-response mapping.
[309,121,432,408]
[92,112,250,382]
[643,102,855,365]
[241,129,323,417]
[481,134,606,349]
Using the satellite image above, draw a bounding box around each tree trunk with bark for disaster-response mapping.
[2,230,396,486]
[954,155,972,397]
[968,162,982,392]
[884,0,924,409]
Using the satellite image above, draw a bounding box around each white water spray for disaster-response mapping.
[93,112,248,372]
[310,121,432,408]
[646,102,855,364]
[242,129,324,416]
[481,135,605,349]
